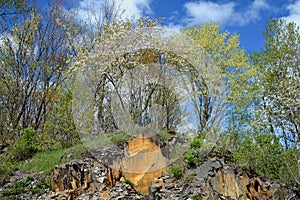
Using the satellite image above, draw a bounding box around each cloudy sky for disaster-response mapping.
[63,0,300,51]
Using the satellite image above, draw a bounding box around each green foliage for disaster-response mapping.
[0,156,18,176]
[169,165,183,180]
[278,147,300,186]
[109,132,132,147]
[0,1,80,147]
[184,151,203,167]
[190,135,204,149]
[250,18,300,149]
[192,195,202,200]
[18,144,87,175]
[41,89,79,149]
[11,128,37,161]
[230,18,300,187]
[124,179,134,188]
[183,23,250,134]
[157,130,171,144]
[2,177,41,197]
[184,135,206,167]
[234,133,284,180]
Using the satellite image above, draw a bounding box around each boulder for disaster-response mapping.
[121,129,169,194]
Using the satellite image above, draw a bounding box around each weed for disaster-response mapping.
[192,195,202,200]
[125,179,134,188]
[169,165,183,180]
[184,151,203,167]
[157,130,171,143]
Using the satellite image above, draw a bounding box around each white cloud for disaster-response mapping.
[76,0,152,25]
[184,1,235,25]
[183,0,271,26]
[118,0,152,20]
[281,0,300,26]
[163,23,183,33]
[244,0,270,21]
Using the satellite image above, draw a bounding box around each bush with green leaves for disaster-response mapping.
[233,133,299,186]
[11,128,37,161]
[279,147,300,186]
[41,89,80,149]
[184,134,207,167]
[184,151,203,167]
[169,165,183,180]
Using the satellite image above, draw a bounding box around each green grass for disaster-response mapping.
[0,143,88,178]
[17,143,87,175]
[157,130,171,143]
[1,131,133,178]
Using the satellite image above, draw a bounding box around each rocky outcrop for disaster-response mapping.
[46,156,300,200]
[49,130,170,198]
[50,158,108,199]
[46,131,300,200]
[150,157,300,200]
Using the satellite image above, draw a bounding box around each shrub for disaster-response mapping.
[233,133,299,185]
[279,147,300,186]
[184,134,206,167]
[169,165,183,180]
[11,128,37,161]
[184,151,203,167]
[190,135,204,149]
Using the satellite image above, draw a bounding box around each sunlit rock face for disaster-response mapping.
[48,133,299,199]
[121,130,169,194]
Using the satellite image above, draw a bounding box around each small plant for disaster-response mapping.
[27,176,34,181]
[192,195,202,200]
[184,151,203,167]
[190,134,205,149]
[169,165,183,180]
[31,188,40,194]
[124,179,134,188]
[110,132,132,147]
[184,134,208,167]
[157,130,171,143]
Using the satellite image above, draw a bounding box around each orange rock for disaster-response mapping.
[121,130,169,194]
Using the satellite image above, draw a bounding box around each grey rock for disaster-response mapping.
[189,159,222,180]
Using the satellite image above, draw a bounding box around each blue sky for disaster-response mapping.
[63,0,300,51]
